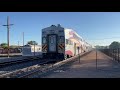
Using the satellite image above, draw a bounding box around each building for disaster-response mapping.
[22,45,42,56]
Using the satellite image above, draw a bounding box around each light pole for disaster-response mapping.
[18,41,19,49]
[77,46,80,63]
[96,48,97,69]
[3,16,14,58]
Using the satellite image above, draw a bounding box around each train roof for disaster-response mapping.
[65,28,92,46]
[42,24,64,31]
[41,24,91,46]
[64,28,83,40]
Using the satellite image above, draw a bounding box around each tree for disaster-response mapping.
[109,41,120,49]
[95,45,109,49]
[10,45,18,48]
[27,41,38,45]
[0,43,8,49]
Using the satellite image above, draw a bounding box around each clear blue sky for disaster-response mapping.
[0,12,120,46]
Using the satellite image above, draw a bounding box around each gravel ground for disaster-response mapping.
[40,50,120,78]
[0,59,43,75]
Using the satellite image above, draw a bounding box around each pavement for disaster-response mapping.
[40,50,120,78]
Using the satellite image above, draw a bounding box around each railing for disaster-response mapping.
[100,48,120,62]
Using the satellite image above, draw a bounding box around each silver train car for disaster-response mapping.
[42,24,92,60]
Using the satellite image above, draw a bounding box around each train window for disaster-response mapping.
[66,39,73,45]
[70,40,73,45]
[59,37,62,43]
[69,40,71,45]
[66,39,68,44]
[42,31,45,34]
[49,36,55,44]
[81,39,82,41]
[43,37,46,44]
[51,37,54,43]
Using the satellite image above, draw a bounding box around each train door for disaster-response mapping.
[48,35,57,52]
[74,43,76,56]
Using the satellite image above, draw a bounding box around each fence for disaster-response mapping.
[100,48,120,62]
[0,48,21,54]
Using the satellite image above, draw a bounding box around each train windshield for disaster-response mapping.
[59,36,64,43]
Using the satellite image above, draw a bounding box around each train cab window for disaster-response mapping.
[59,36,64,43]
[43,37,46,44]
[59,30,63,32]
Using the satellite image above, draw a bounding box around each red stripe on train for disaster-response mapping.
[65,50,73,56]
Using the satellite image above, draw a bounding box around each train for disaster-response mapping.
[0,48,21,54]
[42,24,92,60]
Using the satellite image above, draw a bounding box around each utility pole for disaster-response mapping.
[18,41,19,48]
[118,48,119,62]
[23,32,24,46]
[3,16,14,58]
[34,43,35,56]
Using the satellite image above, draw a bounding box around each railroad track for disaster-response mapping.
[0,60,56,78]
[0,50,92,78]
[0,59,45,76]
[16,51,92,78]
[0,56,43,68]
[0,56,55,77]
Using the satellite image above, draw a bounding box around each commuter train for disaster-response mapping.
[42,24,92,60]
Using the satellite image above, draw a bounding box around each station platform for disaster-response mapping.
[41,50,120,78]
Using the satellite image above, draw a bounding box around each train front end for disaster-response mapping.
[42,24,65,60]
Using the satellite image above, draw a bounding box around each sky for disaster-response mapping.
[0,12,120,46]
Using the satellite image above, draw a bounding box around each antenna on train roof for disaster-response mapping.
[51,25,56,27]
[57,24,61,27]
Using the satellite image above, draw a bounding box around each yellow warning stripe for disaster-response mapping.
[61,44,64,48]
[59,45,63,49]
[42,44,47,51]
[59,44,64,49]
[44,45,47,50]
[43,47,47,51]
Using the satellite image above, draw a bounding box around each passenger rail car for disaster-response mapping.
[42,24,92,60]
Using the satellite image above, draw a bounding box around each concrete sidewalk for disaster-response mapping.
[41,50,120,78]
